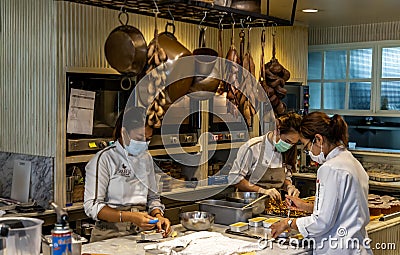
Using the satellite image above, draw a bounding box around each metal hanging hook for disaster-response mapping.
[272,22,277,36]
[119,0,127,13]
[240,18,245,29]
[152,0,160,14]
[199,11,208,30]
[167,5,175,24]
[230,13,235,26]
[218,17,223,30]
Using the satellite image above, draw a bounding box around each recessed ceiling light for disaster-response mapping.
[302,9,319,13]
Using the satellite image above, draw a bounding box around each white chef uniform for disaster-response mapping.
[84,141,165,241]
[228,133,293,187]
[296,146,372,255]
[84,140,164,219]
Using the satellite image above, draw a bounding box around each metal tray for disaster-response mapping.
[197,199,253,225]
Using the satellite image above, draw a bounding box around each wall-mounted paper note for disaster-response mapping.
[67,88,96,135]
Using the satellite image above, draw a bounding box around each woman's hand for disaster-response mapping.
[285,195,313,213]
[286,184,300,197]
[258,187,281,201]
[128,212,158,230]
[270,219,290,239]
[155,215,171,237]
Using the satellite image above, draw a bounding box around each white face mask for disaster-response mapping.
[125,139,149,156]
[309,140,326,164]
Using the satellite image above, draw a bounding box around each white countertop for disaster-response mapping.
[82,224,312,255]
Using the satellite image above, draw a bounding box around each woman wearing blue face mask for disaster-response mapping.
[271,112,371,255]
[84,107,171,242]
[228,112,302,201]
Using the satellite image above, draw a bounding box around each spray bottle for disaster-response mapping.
[50,202,72,255]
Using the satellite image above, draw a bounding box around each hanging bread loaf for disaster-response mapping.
[145,13,169,129]
[260,29,291,115]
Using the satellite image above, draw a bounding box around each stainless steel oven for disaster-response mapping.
[66,72,135,155]
[281,82,309,114]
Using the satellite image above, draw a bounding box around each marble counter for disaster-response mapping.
[82,224,312,255]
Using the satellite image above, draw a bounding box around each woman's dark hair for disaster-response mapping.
[300,112,348,146]
[113,107,146,141]
[277,112,302,172]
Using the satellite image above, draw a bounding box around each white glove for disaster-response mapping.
[287,184,300,197]
[258,187,281,201]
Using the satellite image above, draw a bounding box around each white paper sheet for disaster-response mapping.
[67,88,96,135]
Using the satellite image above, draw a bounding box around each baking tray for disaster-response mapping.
[197,199,253,225]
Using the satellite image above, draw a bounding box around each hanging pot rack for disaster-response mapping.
[59,0,298,28]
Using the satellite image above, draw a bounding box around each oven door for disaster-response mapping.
[66,72,135,153]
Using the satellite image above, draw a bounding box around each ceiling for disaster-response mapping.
[273,0,400,27]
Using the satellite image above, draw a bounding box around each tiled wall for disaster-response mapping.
[0,151,53,208]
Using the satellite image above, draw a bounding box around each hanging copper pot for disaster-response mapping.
[104,11,147,76]
[156,22,193,103]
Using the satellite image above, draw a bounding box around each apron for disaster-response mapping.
[90,205,147,242]
[249,135,286,189]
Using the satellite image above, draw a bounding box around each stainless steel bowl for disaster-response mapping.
[226,192,267,215]
[180,211,215,231]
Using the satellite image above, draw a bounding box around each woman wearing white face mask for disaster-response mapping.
[84,107,171,242]
[228,112,302,201]
[270,112,372,255]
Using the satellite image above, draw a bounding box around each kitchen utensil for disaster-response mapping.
[156,22,193,103]
[0,217,43,255]
[242,194,268,209]
[229,222,249,232]
[180,211,215,231]
[104,11,147,76]
[190,26,220,99]
[197,199,253,225]
[226,192,267,215]
[11,160,31,203]
[248,217,266,227]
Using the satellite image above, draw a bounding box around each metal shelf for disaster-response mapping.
[60,0,296,27]
[349,125,400,131]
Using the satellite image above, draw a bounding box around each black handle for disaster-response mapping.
[165,22,175,35]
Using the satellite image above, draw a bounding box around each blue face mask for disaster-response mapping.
[274,139,293,152]
[125,139,149,156]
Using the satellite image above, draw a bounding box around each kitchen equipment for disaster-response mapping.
[180,211,215,231]
[51,202,72,255]
[0,217,44,255]
[229,222,249,232]
[226,192,267,215]
[157,23,193,103]
[66,72,133,155]
[242,194,268,209]
[104,11,147,75]
[231,0,261,13]
[197,199,253,225]
[42,233,88,255]
[189,25,220,99]
[11,160,31,203]
[248,217,266,227]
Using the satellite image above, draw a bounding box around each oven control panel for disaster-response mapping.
[210,131,248,142]
[67,138,115,153]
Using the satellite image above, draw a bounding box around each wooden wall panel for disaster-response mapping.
[0,0,56,157]
[309,21,400,45]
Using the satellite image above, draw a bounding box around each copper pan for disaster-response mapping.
[104,12,147,76]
